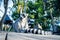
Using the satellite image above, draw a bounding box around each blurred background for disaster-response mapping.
[0,0,60,35]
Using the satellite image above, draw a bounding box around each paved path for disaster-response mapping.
[1,32,60,40]
[0,32,6,40]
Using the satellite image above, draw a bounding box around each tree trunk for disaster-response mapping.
[0,0,8,31]
[50,10,55,32]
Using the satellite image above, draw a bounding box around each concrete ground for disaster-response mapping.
[1,32,60,40]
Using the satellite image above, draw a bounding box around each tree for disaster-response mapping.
[27,0,45,29]
[43,0,60,32]
[12,0,24,20]
[0,0,8,31]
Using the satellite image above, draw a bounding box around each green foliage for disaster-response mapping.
[37,7,43,13]
[27,1,36,11]
[12,11,19,20]
[28,14,34,19]
[11,0,60,30]
[12,0,24,20]
[45,0,60,17]
[27,0,48,29]
[27,0,44,20]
